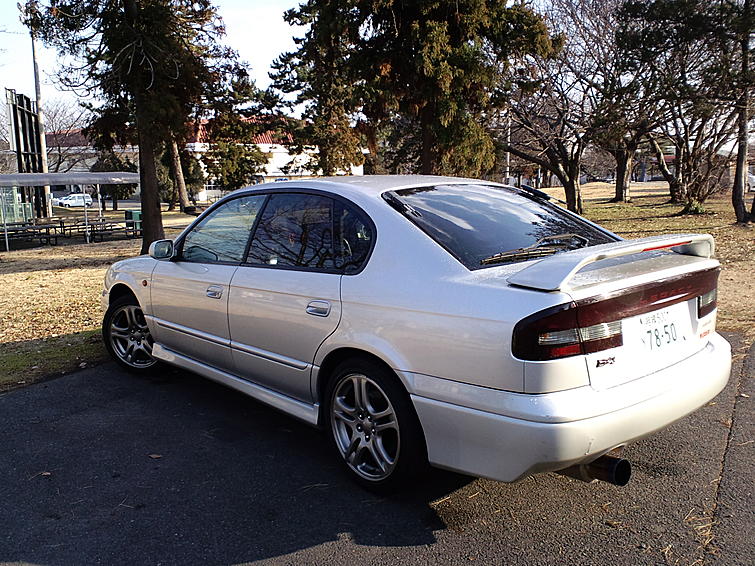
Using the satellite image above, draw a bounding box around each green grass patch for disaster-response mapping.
[0,329,108,391]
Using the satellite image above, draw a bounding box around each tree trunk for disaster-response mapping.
[563,176,584,215]
[170,137,191,212]
[649,135,681,202]
[733,102,749,222]
[420,105,436,175]
[320,146,333,176]
[611,149,634,203]
[733,5,750,222]
[125,0,164,252]
[112,194,118,211]
[167,186,177,211]
[136,107,165,254]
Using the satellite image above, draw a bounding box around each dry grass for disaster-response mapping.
[0,210,191,389]
[0,183,753,390]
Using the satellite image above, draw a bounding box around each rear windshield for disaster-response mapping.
[387,184,616,270]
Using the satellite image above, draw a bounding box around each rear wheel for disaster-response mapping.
[102,295,157,372]
[326,358,426,492]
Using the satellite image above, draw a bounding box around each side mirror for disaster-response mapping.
[149,239,174,260]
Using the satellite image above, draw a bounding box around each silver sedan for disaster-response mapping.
[101,176,731,491]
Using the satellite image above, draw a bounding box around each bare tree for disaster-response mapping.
[544,0,667,203]
[44,98,91,172]
[619,2,742,213]
[648,102,737,213]
[619,0,755,222]
[0,103,16,173]
[500,40,596,214]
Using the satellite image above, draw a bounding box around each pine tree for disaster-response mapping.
[354,0,555,176]
[271,0,364,176]
[27,0,242,251]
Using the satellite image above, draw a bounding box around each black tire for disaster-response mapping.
[325,357,427,493]
[102,294,158,373]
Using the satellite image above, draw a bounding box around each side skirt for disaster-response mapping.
[152,342,320,426]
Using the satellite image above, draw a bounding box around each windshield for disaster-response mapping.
[387,184,616,270]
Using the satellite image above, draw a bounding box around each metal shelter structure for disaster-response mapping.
[0,171,140,251]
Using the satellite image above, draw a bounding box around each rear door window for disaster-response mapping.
[247,193,335,270]
[387,184,616,270]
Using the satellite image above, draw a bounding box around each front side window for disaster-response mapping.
[181,195,266,263]
[247,193,335,270]
[387,184,616,270]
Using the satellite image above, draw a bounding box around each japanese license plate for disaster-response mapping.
[629,302,692,354]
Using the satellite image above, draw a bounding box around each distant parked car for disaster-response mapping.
[55,194,92,208]
[748,173,755,192]
[101,175,731,491]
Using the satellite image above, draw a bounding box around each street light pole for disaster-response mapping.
[30,29,51,218]
[504,108,511,185]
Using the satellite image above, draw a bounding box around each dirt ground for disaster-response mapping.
[0,183,753,388]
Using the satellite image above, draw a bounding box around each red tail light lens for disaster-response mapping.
[512,267,720,361]
[512,303,623,361]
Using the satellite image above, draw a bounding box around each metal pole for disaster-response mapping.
[0,189,9,252]
[504,109,511,184]
[96,183,102,219]
[84,187,89,243]
[31,30,51,217]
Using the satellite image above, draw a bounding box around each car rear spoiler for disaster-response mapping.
[507,234,715,292]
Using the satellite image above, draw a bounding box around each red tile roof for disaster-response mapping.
[186,118,292,145]
[45,128,89,148]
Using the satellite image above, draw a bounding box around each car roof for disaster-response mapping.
[232,175,505,200]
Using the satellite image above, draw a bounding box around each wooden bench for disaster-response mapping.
[1,224,59,246]
[90,220,141,242]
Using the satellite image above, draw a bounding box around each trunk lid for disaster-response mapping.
[568,258,719,389]
[508,235,720,390]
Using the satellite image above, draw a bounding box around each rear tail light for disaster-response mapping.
[513,304,623,361]
[697,288,717,318]
[512,267,720,361]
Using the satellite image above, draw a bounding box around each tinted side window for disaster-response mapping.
[182,195,266,263]
[336,202,373,274]
[247,193,335,270]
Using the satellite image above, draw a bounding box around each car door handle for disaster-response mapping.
[306,300,331,317]
[206,285,224,299]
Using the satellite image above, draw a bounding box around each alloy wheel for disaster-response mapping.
[108,304,156,369]
[330,373,400,481]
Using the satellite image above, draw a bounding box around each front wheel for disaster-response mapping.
[102,295,158,372]
[326,358,427,492]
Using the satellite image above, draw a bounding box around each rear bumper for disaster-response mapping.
[410,332,731,482]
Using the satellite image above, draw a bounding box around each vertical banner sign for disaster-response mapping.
[5,88,45,217]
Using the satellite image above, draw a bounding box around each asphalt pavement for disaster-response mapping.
[0,333,752,566]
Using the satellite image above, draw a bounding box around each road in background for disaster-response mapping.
[0,334,751,566]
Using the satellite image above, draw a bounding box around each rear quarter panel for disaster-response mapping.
[315,204,577,393]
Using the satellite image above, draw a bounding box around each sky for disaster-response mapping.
[0,0,302,108]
